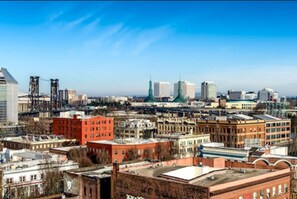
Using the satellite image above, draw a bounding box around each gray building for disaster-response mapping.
[0,68,18,124]
[201,81,217,101]
[154,82,170,98]
[228,90,246,100]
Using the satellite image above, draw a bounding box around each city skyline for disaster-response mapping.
[1,2,297,96]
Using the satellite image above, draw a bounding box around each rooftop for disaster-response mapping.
[129,165,277,188]
[253,114,284,121]
[88,138,168,145]
[2,134,71,144]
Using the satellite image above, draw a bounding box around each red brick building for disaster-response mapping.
[111,158,291,199]
[53,115,114,145]
[87,139,172,163]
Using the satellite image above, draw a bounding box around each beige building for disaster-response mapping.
[115,119,157,139]
[157,117,196,134]
[254,114,291,145]
[2,135,76,151]
[225,100,257,109]
[155,133,210,158]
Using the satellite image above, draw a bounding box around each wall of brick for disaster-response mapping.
[112,171,209,199]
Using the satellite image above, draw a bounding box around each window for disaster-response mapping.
[253,192,257,199]
[266,188,270,198]
[272,186,276,196]
[19,176,25,182]
[41,173,44,179]
[122,150,125,155]
[6,178,13,184]
[89,188,92,198]
[279,184,282,195]
[114,150,117,155]
[84,186,86,196]
[284,183,288,193]
[260,190,264,199]
[30,175,37,181]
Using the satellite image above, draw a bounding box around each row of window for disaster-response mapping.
[198,127,263,134]
[266,134,290,140]
[85,133,112,139]
[6,174,43,184]
[84,120,112,125]
[158,125,195,132]
[266,122,290,127]
[238,183,288,199]
[266,128,290,133]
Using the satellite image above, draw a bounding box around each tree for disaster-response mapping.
[95,150,110,164]
[41,157,63,197]
[143,148,153,160]
[155,143,175,161]
[68,147,93,168]
[124,147,139,161]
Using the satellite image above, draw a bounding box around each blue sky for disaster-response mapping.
[0,1,297,96]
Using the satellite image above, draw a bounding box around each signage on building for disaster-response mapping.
[126,194,145,199]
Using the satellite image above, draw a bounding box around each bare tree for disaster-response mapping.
[40,157,63,197]
[68,147,93,168]
[95,150,110,164]
[124,147,139,161]
[143,148,153,160]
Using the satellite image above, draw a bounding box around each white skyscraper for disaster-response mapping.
[154,82,170,98]
[258,88,278,101]
[174,81,195,99]
[201,81,217,101]
[0,68,18,124]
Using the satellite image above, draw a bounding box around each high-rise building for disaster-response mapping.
[0,68,18,124]
[245,91,257,100]
[154,82,170,98]
[173,81,195,99]
[228,90,246,100]
[258,88,278,101]
[201,81,217,101]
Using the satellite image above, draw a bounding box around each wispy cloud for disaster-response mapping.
[83,18,101,34]
[131,26,172,55]
[65,13,93,30]
[47,10,65,23]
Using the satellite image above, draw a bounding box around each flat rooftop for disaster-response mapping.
[128,165,273,187]
[88,138,168,145]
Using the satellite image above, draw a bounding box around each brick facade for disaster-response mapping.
[87,140,172,163]
[196,119,266,148]
[53,115,114,145]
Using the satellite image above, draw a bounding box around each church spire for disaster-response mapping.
[144,77,156,102]
[173,78,186,103]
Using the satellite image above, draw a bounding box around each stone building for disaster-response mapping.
[157,117,196,135]
[115,119,157,139]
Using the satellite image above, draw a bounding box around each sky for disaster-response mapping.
[0,1,297,97]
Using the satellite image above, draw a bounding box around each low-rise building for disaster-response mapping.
[87,138,172,163]
[2,135,76,151]
[111,159,291,199]
[53,112,114,145]
[155,133,210,158]
[225,100,257,109]
[64,166,112,199]
[196,116,266,148]
[157,117,196,135]
[115,119,157,139]
[1,149,78,199]
[254,114,291,145]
